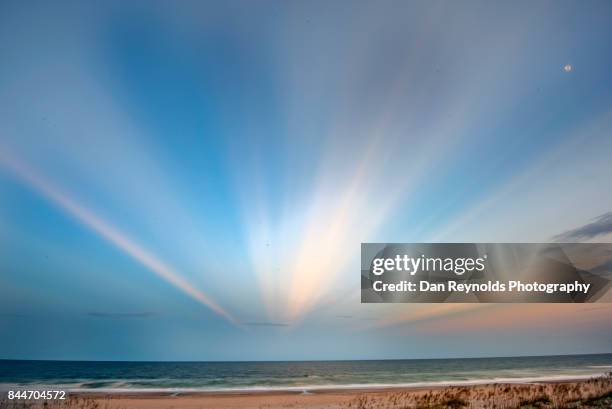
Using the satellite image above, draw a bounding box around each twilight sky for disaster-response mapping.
[1,0,612,361]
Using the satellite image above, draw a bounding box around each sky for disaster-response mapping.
[1,0,612,361]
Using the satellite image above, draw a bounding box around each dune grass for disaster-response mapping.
[346,373,612,409]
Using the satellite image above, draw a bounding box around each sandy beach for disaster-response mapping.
[79,390,358,409]
[5,375,608,409]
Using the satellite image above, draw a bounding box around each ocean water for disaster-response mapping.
[1,354,611,393]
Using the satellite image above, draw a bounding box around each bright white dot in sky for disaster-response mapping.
[563,64,573,72]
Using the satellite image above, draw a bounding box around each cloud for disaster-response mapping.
[592,259,612,276]
[553,212,612,242]
[88,312,156,319]
[242,322,290,327]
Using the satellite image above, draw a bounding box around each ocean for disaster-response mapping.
[1,354,611,393]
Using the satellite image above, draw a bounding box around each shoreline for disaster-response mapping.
[36,371,609,396]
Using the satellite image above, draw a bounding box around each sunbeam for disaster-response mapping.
[0,147,238,325]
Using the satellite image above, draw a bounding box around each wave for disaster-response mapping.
[0,372,607,394]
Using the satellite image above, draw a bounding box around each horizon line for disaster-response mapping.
[2,351,611,364]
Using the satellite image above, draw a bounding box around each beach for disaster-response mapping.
[76,390,358,409]
[3,376,612,409]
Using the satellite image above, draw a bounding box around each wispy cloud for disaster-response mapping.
[553,212,612,242]
[242,322,290,327]
[88,312,156,319]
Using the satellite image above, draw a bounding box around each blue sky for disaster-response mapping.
[1,0,612,361]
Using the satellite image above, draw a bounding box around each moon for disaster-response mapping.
[563,64,573,72]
